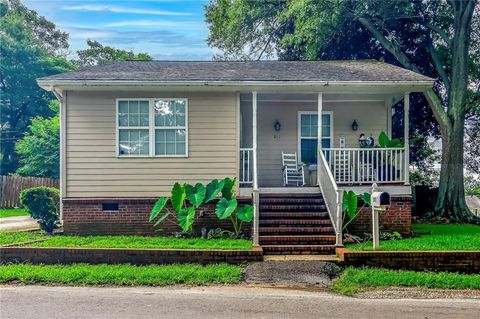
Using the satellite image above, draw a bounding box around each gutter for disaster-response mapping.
[37,79,434,91]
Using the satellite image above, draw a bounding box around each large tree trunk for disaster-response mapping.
[433,0,478,223]
[434,111,477,222]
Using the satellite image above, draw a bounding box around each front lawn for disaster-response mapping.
[0,208,29,218]
[0,231,45,246]
[0,263,243,286]
[0,231,252,250]
[347,223,480,251]
[333,267,480,295]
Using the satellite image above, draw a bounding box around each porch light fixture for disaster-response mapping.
[351,120,358,131]
[274,120,281,131]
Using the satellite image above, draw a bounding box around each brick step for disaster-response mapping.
[259,226,335,235]
[259,211,330,219]
[259,219,332,226]
[259,204,327,212]
[259,235,336,245]
[260,198,325,205]
[261,245,336,255]
[260,193,322,198]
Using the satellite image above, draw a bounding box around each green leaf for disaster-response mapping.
[215,198,238,219]
[346,191,358,220]
[236,204,253,222]
[204,179,225,203]
[388,138,404,148]
[154,211,172,227]
[177,207,195,233]
[221,177,237,200]
[378,131,389,148]
[360,193,371,207]
[149,197,169,222]
[171,182,186,212]
[185,183,206,208]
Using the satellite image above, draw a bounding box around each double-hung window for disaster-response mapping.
[298,112,332,164]
[117,99,188,157]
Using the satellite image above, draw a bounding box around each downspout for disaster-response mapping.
[52,87,65,222]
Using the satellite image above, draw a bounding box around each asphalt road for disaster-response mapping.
[1,285,479,319]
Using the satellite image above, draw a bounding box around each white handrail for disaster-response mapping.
[239,148,253,184]
[323,147,406,184]
[318,149,343,246]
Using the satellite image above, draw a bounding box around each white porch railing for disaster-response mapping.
[323,147,406,184]
[318,150,343,246]
[240,148,253,184]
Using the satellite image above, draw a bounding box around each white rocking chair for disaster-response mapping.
[282,152,305,186]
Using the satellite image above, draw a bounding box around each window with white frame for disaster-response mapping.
[154,99,187,156]
[117,99,188,157]
[298,112,332,164]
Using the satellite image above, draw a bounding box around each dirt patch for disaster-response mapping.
[355,286,480,299]
[244,260,342,286]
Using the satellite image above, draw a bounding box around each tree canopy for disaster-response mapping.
[15,101,60,179]
[75,40,153,67]
[0,0,74,175]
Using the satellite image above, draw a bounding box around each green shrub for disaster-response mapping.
[20,187,60,234]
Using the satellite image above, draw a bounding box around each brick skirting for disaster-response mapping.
[0,246,263,265]
[348,196,412,235]
[62,197,252,236]
[337,248,480,273]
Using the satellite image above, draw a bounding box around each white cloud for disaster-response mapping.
[62,4,193,16]
[105,19,201,29]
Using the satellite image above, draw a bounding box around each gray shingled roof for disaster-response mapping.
[38,60,433,83]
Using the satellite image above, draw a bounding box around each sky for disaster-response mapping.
[22,0,215,60]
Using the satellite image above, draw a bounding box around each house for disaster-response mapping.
[38,60,433,254]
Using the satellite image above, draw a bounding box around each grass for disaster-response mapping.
[0,263,243,286]
[0,231,253,250]
[0,231,45,246]
[0,208,29,218]
[347,223,480,251]
[332,267,480,295]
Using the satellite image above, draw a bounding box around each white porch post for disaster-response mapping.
[317,92,323,152]
[317,92,323,186]
[404,92,410,185]
[252,91,259,246]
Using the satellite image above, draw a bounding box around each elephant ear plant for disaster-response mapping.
[342,190,371,232]
[149,177,254,237]
[214,177,253,237]
[378,131,403,148]
[149,181,214,233]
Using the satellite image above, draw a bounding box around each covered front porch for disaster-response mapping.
[238,91,411,191]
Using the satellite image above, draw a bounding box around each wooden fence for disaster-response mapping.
[0,176,59,208]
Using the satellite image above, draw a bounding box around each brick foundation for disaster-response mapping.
[62,195,412,236]
[348,196,412,235]
[62,197,252,236]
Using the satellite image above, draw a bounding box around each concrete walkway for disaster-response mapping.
[244,260,342,286]
[0,216,38,231]
[1,285,479,319]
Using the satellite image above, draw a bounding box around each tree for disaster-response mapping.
[75,40,153,67]
[0,0,74,175]
[15,101,59,179]
[205,0,480,222]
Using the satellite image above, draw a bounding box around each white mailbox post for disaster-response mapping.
[370,183,391,250]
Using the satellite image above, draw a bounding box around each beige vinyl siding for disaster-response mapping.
[241,98,388,186]
[65,91,238,197]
